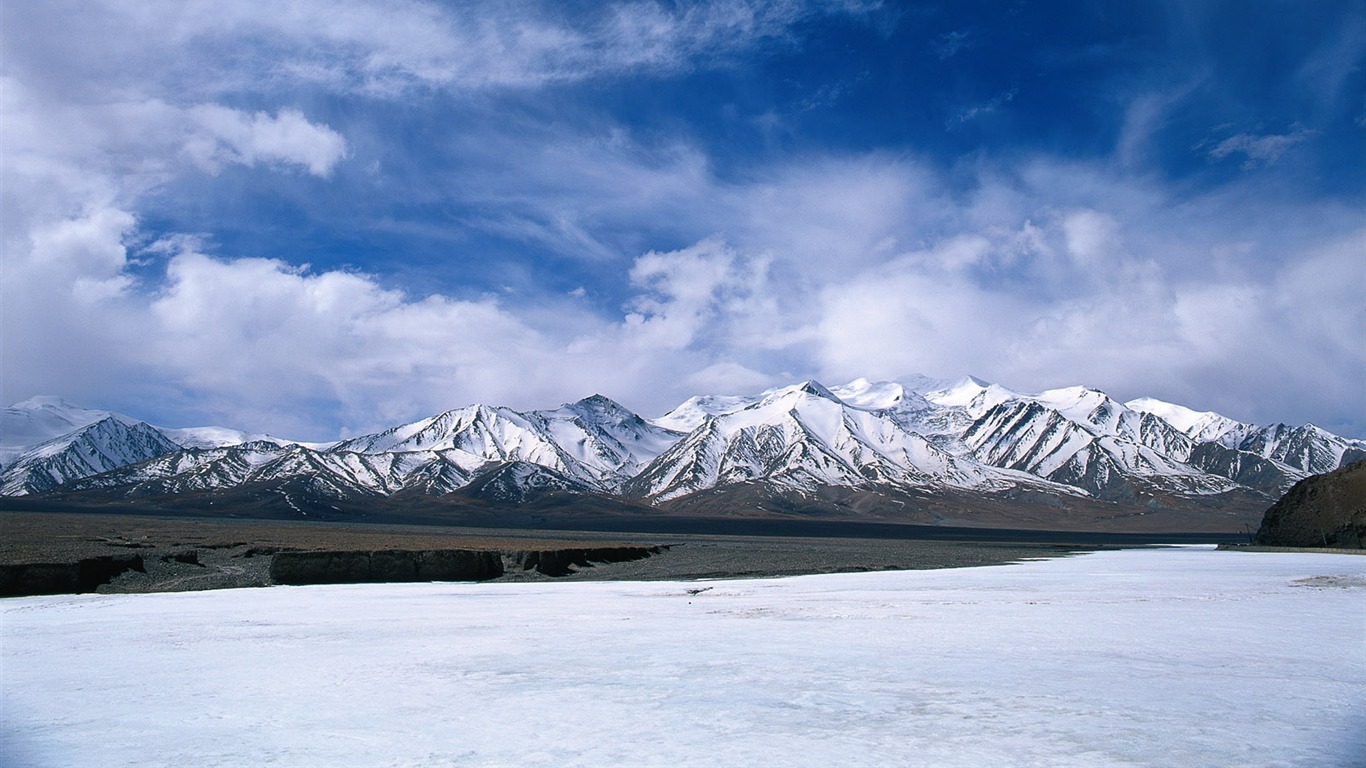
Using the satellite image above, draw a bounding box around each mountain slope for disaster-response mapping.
[329,395,681,493]
[0,397,114,468]
[628,382,1048,502]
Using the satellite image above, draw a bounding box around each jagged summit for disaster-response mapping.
[571,393,624,410]
[793,380,840,400]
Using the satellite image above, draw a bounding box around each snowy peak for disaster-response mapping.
[355,405,587,481]
[1,396,307,470]
[652,380,845,433]
[1126,397,1246,443]
[2,397,113,467]
[1031,385,1153,442]
[1234,423,1362,476]
[563,393,631,418]
[922,376,1018,416]
[329,405,487,454]
[792,379,841,401]
[534,395,682,480]
[327,395,684,494]
[629,379,1005,502]
[652,392,762,432]
[830,379,907,410]
[0,416,181,495]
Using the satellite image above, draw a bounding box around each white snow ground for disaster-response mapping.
[2,547,1363,768]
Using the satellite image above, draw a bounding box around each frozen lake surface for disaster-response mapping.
[3,546,1363,767]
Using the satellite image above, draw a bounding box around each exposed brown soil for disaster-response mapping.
[0,509,643,562]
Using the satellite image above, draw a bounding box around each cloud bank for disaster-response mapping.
[2,1,1362,439]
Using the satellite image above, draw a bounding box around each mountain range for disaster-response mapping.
[3,378,1362,532]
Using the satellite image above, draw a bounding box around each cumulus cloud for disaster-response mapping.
[7,106,1362,436]
[184,107,347,177]
[1,204,146,412]
[144,249,562,432]
[624,238,776,352]
[8,145,1365,437]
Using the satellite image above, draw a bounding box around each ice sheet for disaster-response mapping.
[3,546,1363,767]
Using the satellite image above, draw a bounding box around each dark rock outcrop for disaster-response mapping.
[269,545,666,584]
[0,554,146,596]
[508,546,664,577]
[1254,460,1366,548]
[270,549,505,585]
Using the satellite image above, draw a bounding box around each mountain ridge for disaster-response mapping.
[3,377,1361,531]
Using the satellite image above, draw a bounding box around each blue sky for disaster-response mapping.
[3,0,1363,439]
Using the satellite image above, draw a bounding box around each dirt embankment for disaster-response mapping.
[0,509,1110,598]
[0,511,665,596]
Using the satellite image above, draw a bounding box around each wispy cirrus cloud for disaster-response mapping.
[1205,127,1316,170]
[932,28,974,59]
[6,0,872,99]
[946,87,1017,129]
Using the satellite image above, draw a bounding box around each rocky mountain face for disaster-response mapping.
[0,416,181,496]
[1253,460,1366,548]
[2,378,1362,531]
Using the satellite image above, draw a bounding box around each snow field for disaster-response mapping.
[2,546,1363,767]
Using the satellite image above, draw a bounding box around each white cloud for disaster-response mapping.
[2,1,1362,438]
[185,106,347,177]
[6,1,864,99]
[1,205,146,412]
[625,238,772,350]
[5,89,1362,436]
[143,250,561,431]
[1060,209,1122,269]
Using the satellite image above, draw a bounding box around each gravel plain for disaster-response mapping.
[0,509,1109,594]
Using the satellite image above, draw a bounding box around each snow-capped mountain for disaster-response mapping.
[329,395,680,493]
[0,399,315,496]
[0,397,115,468]
[39,395,681,502]
[0,416,182,496]
[1126,398,1365,479]
[945,384,1228,499]
[1125,397,1247,444]
[627,381,1030,501]
[4,378,1362,518]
